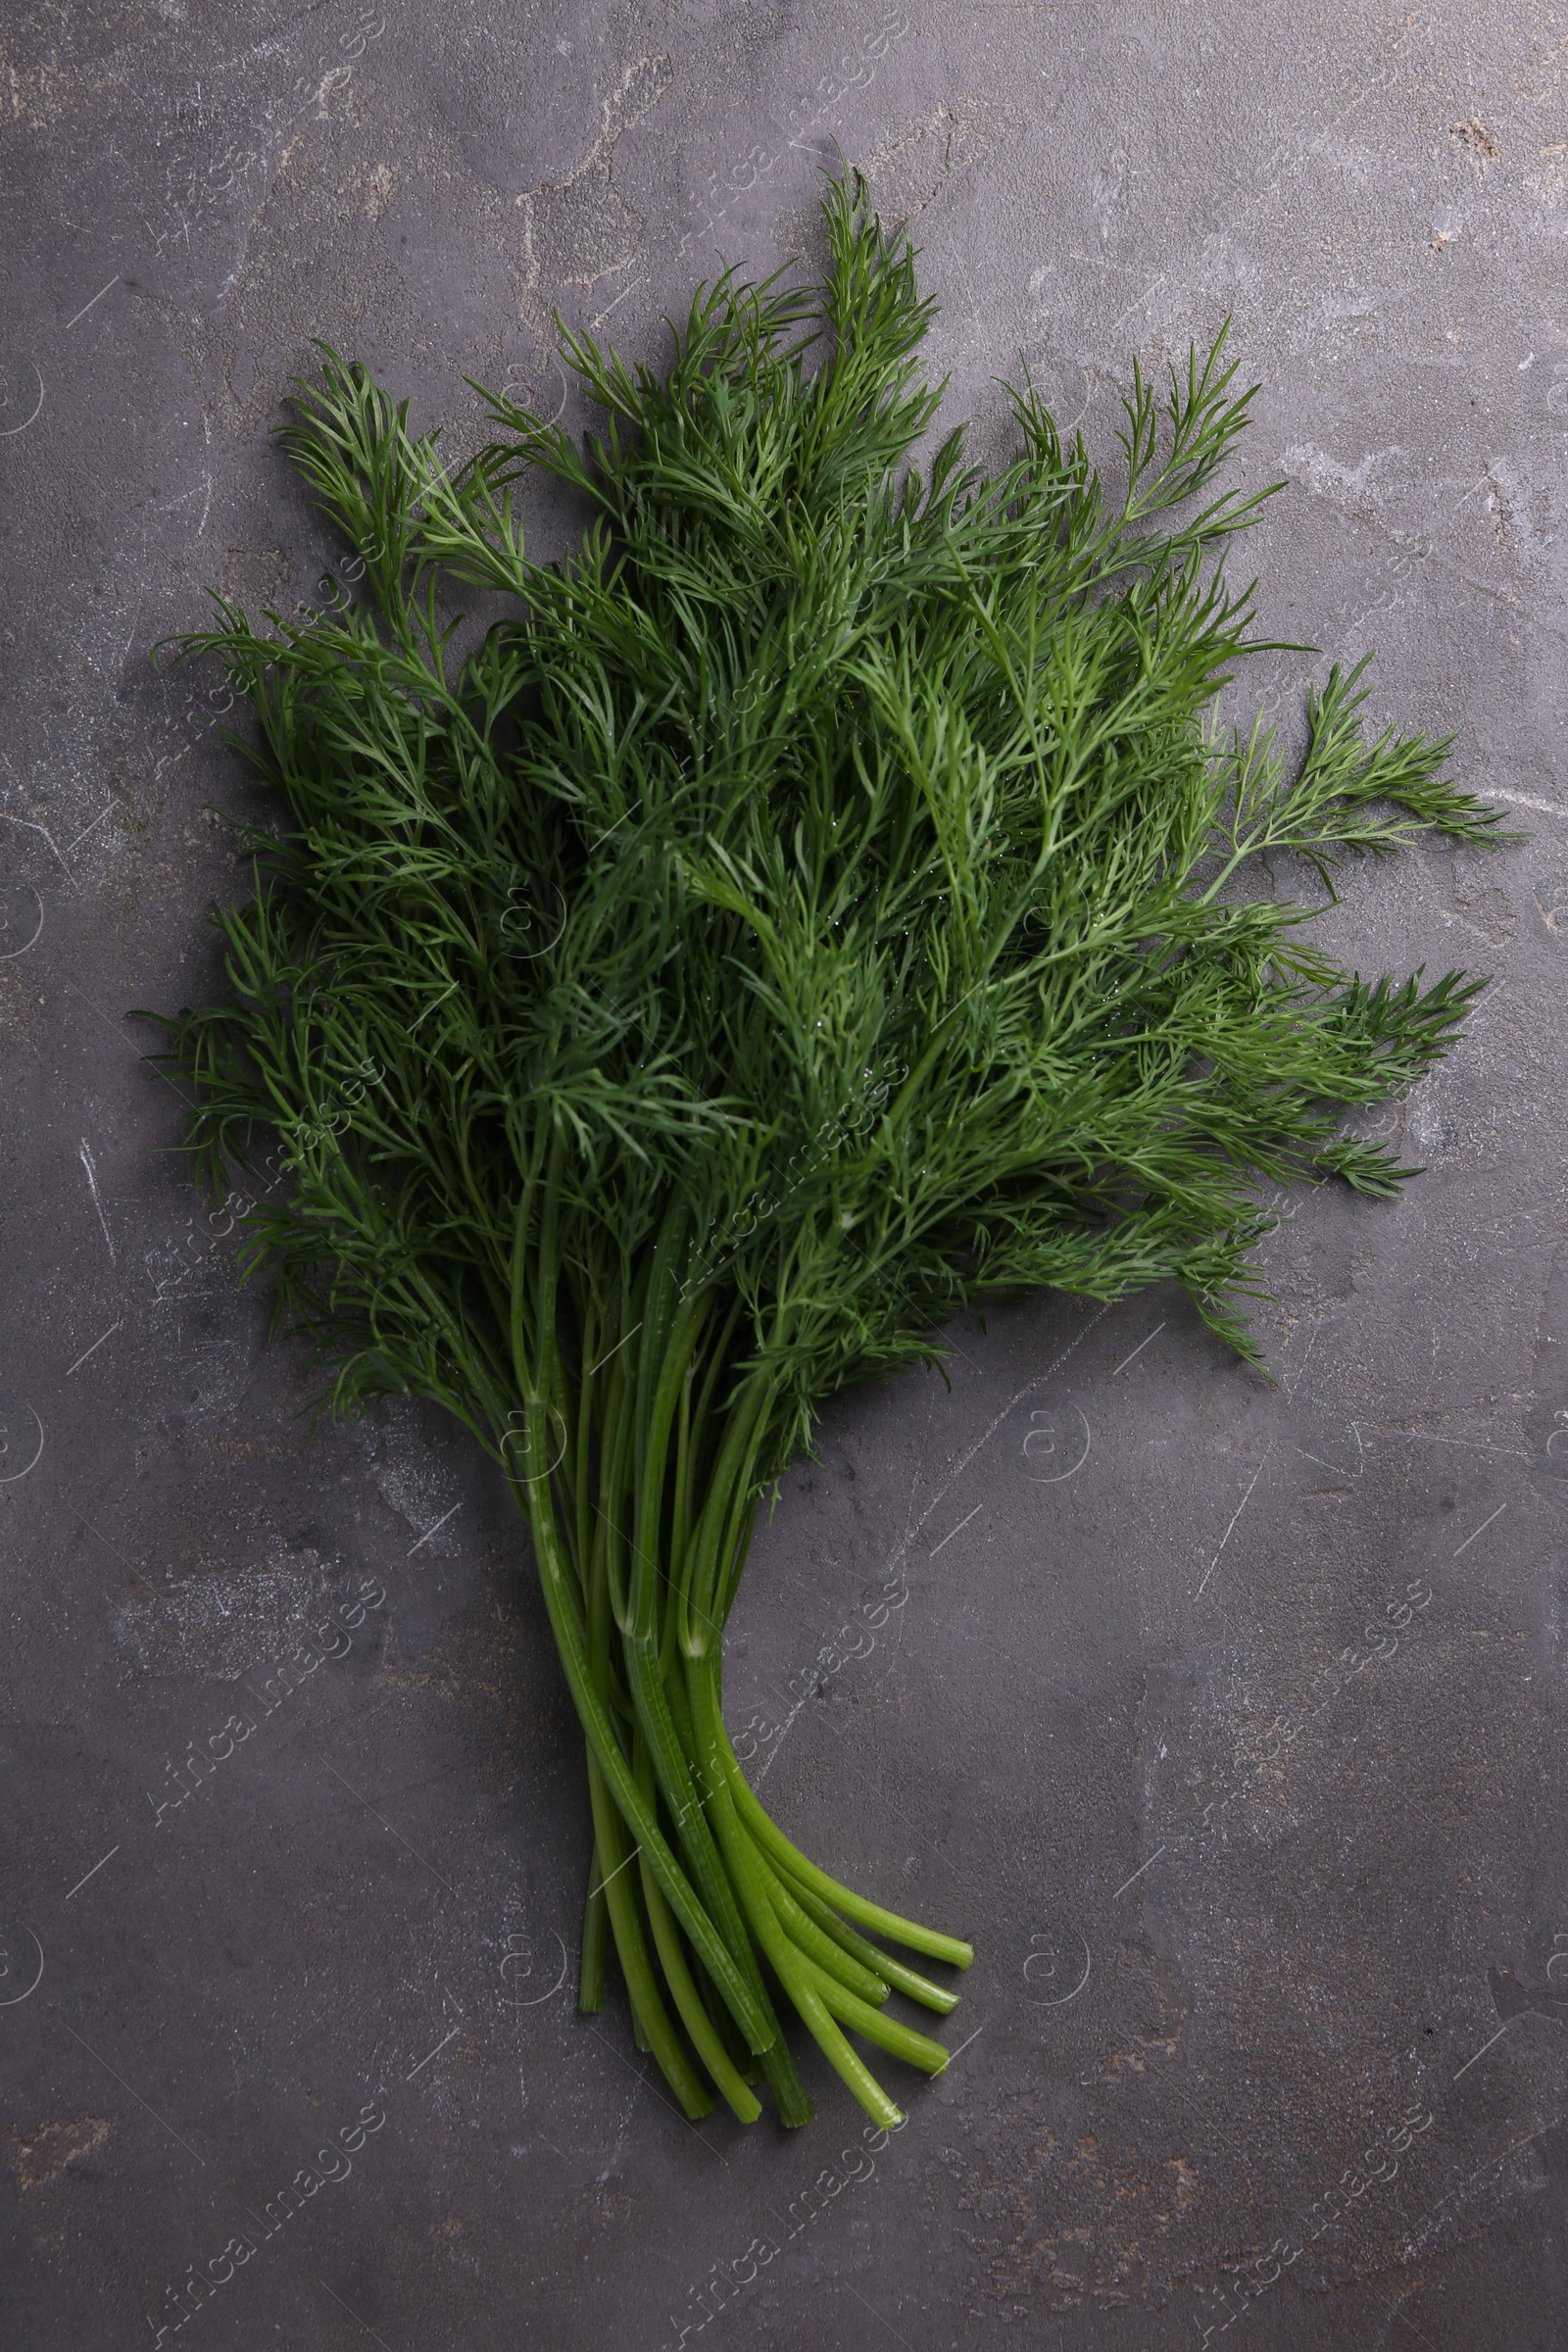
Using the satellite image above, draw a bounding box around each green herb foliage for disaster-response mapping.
[148,177,1503,2132]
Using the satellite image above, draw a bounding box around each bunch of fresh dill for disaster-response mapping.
[148,176,1502,2132]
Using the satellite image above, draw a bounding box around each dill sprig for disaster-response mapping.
[145,175,1505,2132]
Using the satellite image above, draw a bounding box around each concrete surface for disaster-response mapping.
[4,2,1568,2345]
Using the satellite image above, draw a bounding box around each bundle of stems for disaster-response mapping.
[148,177,1503,2132]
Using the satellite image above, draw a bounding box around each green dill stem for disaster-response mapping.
[760,1867,891,2005]
[633,1733,762,2123]
[678,1370,775,1657]
[640,1866,763,2124]
[597,1354,635,1637]
[689,1661,905,2132]
[518,1450,774,2051]
[578,1844,608,2014]
[697,1654,973,1969]
[623,1633,763,1994]
[664,1659,813,2127]
[792,1954,951,2078]
[573,1289,599,1586]
[507,1150,544,1411]
[587,1349,797,2094]
[780,1878,960,2015]
[583,1748,711,2118]
[691,1952,763,2088]
[714,1500,760,1631]
[661,1365,695,1680]
[630,1296,708,1641]
[581,1447,623,2022]
[729,1818,906,2129]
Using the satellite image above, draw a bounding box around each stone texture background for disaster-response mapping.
[4,3,1568,2345]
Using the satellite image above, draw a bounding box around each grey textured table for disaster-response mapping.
[5,4,1568,2346]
